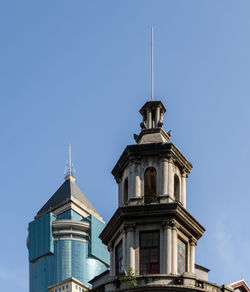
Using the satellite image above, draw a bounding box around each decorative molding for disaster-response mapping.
[134,157,142,164]
[99,203,205,245]
[162,219,175,229]
[181,168,188,178]
[189,237,197,246]
[124,223,136,232]
[107,242,114,251]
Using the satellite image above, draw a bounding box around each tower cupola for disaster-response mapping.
[139,100,166,129]
[112,99,192,208]
[136,100,170,144]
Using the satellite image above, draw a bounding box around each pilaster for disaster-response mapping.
[172,221,178,274]
[108,243,115,276]
[162,220,173,274]
[181,169,187,208]
[160,157,168,197]
[134,159,141,197]
[122,227,127,272]
[167,157,174,201]
[189,238,196,274]
[125,223,136,271]
[128,162,135,200]
[117,177,122,206]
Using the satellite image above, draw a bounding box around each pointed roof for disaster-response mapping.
[36,176,101,219]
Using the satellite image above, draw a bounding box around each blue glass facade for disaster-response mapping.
[29,213,56,262]
[90,215,109,264]
[29,210,109,292]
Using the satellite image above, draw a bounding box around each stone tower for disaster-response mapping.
[90,100,234,292]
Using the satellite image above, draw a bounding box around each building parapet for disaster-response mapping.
[91,274,234,292]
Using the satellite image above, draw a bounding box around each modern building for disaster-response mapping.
[27,167,109,292]
[89,99,238,292]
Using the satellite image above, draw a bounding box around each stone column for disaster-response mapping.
[172,224,178,274]
[155,106,160,126]
[189,239,196,274]
[126,224,136,271]
[118,177,122,206]
[134,160,141,198]
[163,220,172,274]
[147,108,152,128]
[108,244,115,276]
[128,162,135,201]
[122,228,127,272]
[167,158,174,202]
[161,157,168,196]
[181,170,187,208]
[160,111,163,124]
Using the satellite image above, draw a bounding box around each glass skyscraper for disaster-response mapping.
[28,174,109,292]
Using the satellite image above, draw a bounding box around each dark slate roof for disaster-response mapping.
[36,178,100,218]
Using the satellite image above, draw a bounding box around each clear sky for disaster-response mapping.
[1,0,250,291]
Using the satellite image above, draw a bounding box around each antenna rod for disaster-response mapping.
[151,27,154,101]
[69,144,71,176]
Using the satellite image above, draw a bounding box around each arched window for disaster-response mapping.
[174,174,180,202]
[144,167,157,204]
[123,178,128,204]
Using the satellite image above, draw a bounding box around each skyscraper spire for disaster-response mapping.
[64,144,75,180]
[68,143,72,176]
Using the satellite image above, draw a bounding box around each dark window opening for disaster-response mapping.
[144,167,157,204]
[123,178,128,204]
[177,238,187,274]
[140,231,160,274]
[174,174,180,202]
[115,240,123,276]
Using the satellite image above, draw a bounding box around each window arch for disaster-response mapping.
[123,177,128,204]
[144,167,157,204]
[174,174,180,202]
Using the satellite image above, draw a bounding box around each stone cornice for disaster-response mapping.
[139,100,166,115]
[136,128,170,144]
[112,143,193,182]
[99,203,205,246]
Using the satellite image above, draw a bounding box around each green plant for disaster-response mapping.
[120,267,138,287]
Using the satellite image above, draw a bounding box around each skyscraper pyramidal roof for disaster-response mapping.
[36,176,101,219]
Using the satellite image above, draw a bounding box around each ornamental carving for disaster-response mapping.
[124,223,136,232]
[162,219,175,228]
[189,237,197,245]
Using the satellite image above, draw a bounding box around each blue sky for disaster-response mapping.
[1,0,250,291]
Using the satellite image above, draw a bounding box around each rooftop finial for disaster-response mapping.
[151,27,154,101]
[64,144,75,181]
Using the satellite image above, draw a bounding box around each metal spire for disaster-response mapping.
[151,27,154,101]
[68,144,71,176]
[64,144,75,180]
